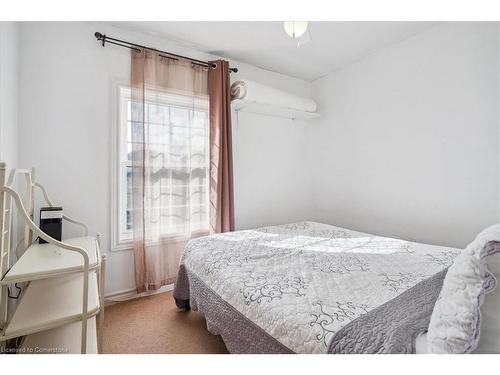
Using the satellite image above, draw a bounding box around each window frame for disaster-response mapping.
[110,83,210,252]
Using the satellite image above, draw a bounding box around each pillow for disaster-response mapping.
[474,247,500,353]
[427,225,500,353]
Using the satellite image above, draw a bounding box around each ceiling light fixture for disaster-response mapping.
[283,21,308,38]
[283,21,309,47]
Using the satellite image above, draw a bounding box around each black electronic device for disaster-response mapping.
[39,207,63,244]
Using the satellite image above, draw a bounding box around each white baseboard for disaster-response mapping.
[104,284,174,304]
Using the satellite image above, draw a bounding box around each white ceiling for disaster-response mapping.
[112,21,439,81]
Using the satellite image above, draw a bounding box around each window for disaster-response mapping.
[114,86,210,247]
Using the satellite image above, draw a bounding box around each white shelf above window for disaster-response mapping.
[232,99,320,121]
[2,236,99,284]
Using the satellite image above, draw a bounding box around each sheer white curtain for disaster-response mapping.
[131,49,209,292]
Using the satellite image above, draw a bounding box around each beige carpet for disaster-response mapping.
[103,291,228,354]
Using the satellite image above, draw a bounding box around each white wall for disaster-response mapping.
[0,22,19,169]
[233,111,313,229]
[0,22,20,317]
[310,22,500,248]
[17,22,313,295]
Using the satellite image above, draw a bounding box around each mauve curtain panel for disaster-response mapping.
[208,59,235,234]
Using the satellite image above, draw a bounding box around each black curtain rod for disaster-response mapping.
[94,32,238,73]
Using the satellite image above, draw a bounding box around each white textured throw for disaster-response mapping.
[427,224,500,353]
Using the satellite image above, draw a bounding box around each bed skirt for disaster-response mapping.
[174,264,292,353]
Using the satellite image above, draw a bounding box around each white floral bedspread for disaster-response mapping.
[179,221,461,353]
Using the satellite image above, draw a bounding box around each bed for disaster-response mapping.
[173,221,461,354]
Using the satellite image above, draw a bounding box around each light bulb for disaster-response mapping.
[283,21,309,39]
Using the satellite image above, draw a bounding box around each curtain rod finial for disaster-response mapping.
[94,32,106,47]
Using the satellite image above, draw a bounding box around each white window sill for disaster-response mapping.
[110,230,210,252]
